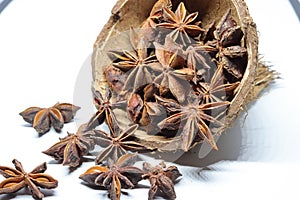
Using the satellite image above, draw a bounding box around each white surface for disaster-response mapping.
[0,0,300,199]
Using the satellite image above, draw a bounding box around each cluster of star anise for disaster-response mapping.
[104,1,247,152]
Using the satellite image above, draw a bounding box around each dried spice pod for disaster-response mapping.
[91,0,275,153]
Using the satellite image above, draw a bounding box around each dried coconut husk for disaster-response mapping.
[91,0,275,152]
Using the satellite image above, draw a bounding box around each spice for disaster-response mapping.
[92,124,151,164]
[19,102,80,134]
[79,154,144,200]
[157,95,230,151]
[156,2,204,45]
[142,162,182,200]
[43,124,95,167]
[0,159,58,199]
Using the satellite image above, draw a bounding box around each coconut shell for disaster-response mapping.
[91,0,275,152]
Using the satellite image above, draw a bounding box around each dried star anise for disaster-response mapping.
[193,66,240,103]
[87,88,124,132]
[142,162,182,200]
[212,9,247,79]
[0,159,58,199]
[157,2,204,45]
[153,37,194,103]
[104,65,127,94]
[157,96,230,151]
[127,83,165,126]
[92,124,150,164]
[19,102,80,134]
[43,124,95,167]
[108,28,160,91]
[79,153,143,200]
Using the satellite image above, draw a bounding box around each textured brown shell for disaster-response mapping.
[91,0,274,151]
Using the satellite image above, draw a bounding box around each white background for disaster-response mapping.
[0,0,300,199]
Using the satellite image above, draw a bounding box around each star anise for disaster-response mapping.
[212,9,247,79]
[79,153,144,200]
[0,159,58,199]
[92,124,150,164]
[87,87,124,133]
[43,124,95,167]
[127,83,165,126]
[156,2,204,45]
[19,102,80,134]
[157,96,230,151]
[104,65,127,94]
[153,37,194,103]
[194,66,240,103]
[140,0,172,46]
[142,162,182,200]
[108,28,160,91]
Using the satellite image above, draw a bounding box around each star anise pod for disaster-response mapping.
[92,124,150,164]
[194,66,240,103]
[43,124,95,167]
[19,102,80,134]
[87,87,124,133]
[156,2,204,45]
[153,37,194,103]
[104,65,127,94]
[140,0,172,46]
[79,153,144,200]
[157,96,230,151]
[142,162,182,200]
[0,159,58,199]
[127,83,165,126]
[108,28,161,91]
[213,9,247,79]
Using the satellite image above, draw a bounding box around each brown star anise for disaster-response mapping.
[87,88,124,133]
[19,102,80,134]
[142,162,182,200]
[104,65,127,94]
[194,66,240,103]
[213,9,247,79]
[0,159,58,199]
[140,0,172,46]
[156,2,204,45]
[127,83,165,126]
[108,28,160,91]
[92,124,150,164]
[43,124,95,167]
[157,96,230,151]
[153,37,194,103]
[79,153,144,200]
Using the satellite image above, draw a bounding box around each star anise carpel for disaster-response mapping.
[19,102,80,134]
[0,159,58,199]
[92,124,151,164]
[156,2,204,46]
[158,96,230,151]
[79,153,144,200]
[43,124,95,167]
[142,162,182,200]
